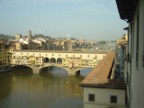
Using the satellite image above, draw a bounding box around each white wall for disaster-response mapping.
[127,0,144,108]
[83,87,125,108]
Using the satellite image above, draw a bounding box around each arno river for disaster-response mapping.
[0,67,92,108]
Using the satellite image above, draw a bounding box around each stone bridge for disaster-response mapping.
[12,63,90,75]
[11,50,106,75]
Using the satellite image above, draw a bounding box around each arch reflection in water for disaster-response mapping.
[40,66,68,77]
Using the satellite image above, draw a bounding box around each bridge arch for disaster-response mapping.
[50,58,56,63]
[43,57,49,63]
[11,65,33,73]
[39,64,69,73]
[57,58,62,64]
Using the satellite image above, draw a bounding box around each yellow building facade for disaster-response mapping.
[0,39,13,66]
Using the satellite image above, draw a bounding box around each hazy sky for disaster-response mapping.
[0,0,127,40]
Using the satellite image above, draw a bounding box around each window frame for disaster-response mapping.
[88,94,95,102]
[110,95,117,103]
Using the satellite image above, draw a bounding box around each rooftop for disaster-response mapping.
[80,52,126,89]
[13,50,108,54]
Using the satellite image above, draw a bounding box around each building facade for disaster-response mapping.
[80,52,126,108]
[115,0,144,108]
[15,34,22,41]
[0,39,12,65]
[83,87,125,108]
[11,50,106,68]
[116,34,128,80]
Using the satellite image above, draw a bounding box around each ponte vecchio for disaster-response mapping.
[11,50,106,75]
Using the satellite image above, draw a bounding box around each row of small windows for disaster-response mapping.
[20,53,61,56]
[88,94,117,103]
[62,64,96,66]
[15,53,97,58]
[15,61,42,63]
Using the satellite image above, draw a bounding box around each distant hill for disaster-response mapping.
[33,34,51,39]
[0,34,14,40]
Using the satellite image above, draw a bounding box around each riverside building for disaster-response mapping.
[115,0,144,108]
[80,52,126,108]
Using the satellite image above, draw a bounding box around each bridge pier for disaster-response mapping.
[12,64,87,76]
[67,68,81,76]
[32,66,40,74]
[68,68,76,76]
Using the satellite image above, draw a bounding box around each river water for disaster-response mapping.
[0,67,92,108]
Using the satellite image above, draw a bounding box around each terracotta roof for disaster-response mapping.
[80,79,125,89]
[80,52,126,89]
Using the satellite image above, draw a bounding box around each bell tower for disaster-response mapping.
[28,29,32,40]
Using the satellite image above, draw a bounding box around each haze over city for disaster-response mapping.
[0,0,127,40]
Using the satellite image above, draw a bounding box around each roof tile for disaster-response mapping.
[80,52,126,89]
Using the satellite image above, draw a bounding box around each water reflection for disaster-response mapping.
[0,67,89,108]
[80,68,93,77]
[0,73,12,100]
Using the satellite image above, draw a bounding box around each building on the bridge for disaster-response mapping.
[11,50,106,74]
[62,56,99,68]
[115,0,144,108]
[80,52,126,108]
[29,56,43,66]
[11,50,106,66]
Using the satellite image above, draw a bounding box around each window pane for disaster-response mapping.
[89,94,95,102]
[110,95,117,103]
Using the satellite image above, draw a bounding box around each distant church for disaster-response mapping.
[28,29,32,40]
